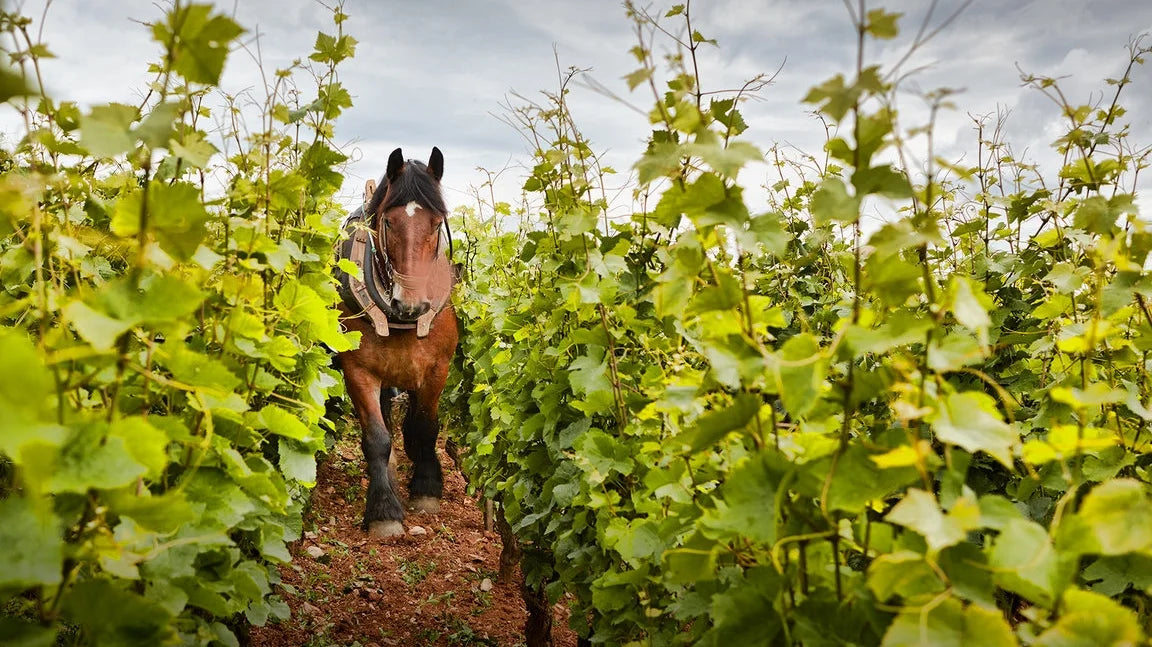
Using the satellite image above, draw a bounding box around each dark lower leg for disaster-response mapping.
[403,392,443,500]
[347,379,404,527]
[362,419,405,525]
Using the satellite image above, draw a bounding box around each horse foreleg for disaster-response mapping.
[403,384,444,514]
[345,370,406,537]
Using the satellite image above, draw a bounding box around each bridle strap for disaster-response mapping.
[442,215,454,259]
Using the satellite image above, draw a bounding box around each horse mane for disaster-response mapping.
[366,159,446,219]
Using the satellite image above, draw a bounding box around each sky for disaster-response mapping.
[5,0,1152,220]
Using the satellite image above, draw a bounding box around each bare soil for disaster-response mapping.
[250,430,577,647]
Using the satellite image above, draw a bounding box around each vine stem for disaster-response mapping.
[597,302,629,428]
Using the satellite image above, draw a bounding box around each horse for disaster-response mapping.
[334,147,458,538]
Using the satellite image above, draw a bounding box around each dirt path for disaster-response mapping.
[250,430,576,647]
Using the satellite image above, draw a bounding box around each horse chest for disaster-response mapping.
[338,306,458,392]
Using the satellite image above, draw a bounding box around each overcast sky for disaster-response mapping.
[7,0,1152,218]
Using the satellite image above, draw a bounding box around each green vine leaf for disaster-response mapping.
[1033,589,1145,647]
[153,4,244,85]
[0,497,63,589]
[880,597,1016,647]
[886,489,976,554]
[927,392,1017,468]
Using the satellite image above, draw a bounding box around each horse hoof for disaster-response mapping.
[409,496,440,514]
[367,520,405,538]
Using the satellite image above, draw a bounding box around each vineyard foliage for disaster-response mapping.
[0,3,356,645]
[449,4,1152,646]
[1,1,1151,646]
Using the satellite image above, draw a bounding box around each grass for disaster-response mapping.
[441,615,499,646]
[342,483,361,503]
[421,589,456,609]
[300,571,333,602]
[299,622,336,646]
[434,522,457,542]
[464,567,497,584]
[416,615,499,646]
[342,459,363,479]
[471,590,493,616]
[396,557,437,589]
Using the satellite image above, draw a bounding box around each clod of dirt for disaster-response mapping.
[303,530,318,540]
[300,601,320,616]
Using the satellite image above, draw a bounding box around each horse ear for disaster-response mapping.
[386,147,404,182]
[428,147,444,181]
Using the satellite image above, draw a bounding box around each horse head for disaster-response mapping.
[370,146,448,320]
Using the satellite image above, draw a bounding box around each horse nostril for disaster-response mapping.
[390,298,428,319]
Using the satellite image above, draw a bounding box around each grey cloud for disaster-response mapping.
[3,0,1151,212]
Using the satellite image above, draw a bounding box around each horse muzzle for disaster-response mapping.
[390,297,430,320]
[390,271,432,320]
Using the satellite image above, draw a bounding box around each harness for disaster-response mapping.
[335,179,454,338]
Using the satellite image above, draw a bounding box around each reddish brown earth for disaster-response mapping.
[250,430,577,647]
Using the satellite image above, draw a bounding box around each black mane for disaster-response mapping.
[366,159,446,219]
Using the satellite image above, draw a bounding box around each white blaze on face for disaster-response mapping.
[391,201,429,307]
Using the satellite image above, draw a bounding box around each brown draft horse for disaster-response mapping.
[337,147,458,538]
